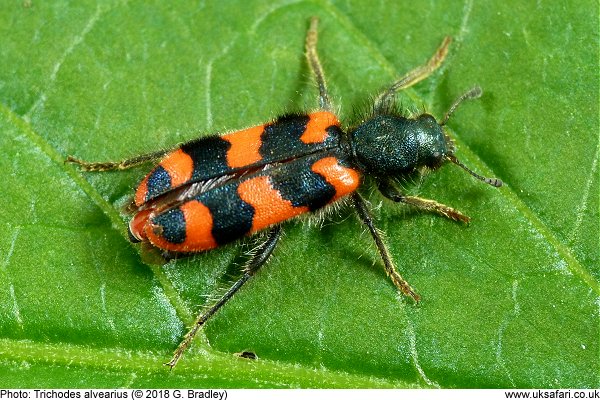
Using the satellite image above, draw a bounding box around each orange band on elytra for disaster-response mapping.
[237,176,309,233]
[223,125,265,168]
[134,175,150,207]
[311,157,361,202]
[300,111,340,144]
[160,149,194,187]
[145,200,218,252]
[179,200,218,250]
[134,149,194,207]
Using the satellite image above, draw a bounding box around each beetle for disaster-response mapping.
[67,17,502,368]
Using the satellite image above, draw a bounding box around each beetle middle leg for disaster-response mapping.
[351,193,420,302]
[166,225,282,369]
[306,17,332,111]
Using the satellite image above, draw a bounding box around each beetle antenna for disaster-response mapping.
[446,154,503,187]
[441,86,482,125]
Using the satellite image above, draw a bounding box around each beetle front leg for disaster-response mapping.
[374,36,451,112]
[377,178,470,223]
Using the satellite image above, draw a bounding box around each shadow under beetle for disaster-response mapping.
[67,17,502,368]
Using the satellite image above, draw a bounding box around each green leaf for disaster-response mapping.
[0,0,597,388]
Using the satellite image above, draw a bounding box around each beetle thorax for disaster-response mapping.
[350,114,449,176]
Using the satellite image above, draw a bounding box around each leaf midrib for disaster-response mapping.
[0,337,408,388]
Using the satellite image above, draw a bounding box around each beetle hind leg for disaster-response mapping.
[166,225,282,369]
[65,149,169,172]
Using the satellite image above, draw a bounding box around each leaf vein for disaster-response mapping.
[406,319,439,387]
[567,140,599,246]
[26,5,106,117]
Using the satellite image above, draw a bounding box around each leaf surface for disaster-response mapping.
[0,0,597,388]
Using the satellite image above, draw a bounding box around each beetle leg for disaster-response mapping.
[374,36,451,112]
[166,225,282,369]
[66,149,169,171]
[351,193,420,302]
[306,17,332,111]
[377,178,470,223]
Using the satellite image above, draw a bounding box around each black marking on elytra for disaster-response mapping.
[326,124,345,138]
[146,165,172,202]
[259,114,312,160]
[181,136,232,182]
[269,154,336,211]
[197,182,255,246]
[152,207,186,244]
